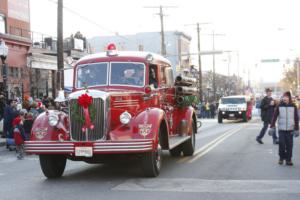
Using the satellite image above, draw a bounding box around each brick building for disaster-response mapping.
[0,0,31,99]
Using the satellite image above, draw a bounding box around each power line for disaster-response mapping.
[46,0,138,45]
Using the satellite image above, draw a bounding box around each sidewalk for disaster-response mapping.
[0,138,6,147]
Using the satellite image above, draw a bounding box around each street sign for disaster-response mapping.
[261,59,280,63]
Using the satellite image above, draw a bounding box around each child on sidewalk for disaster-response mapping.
[12,116,26,160]
[269,91,299,166]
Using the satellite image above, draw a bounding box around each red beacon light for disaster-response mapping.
[107,43,118,56]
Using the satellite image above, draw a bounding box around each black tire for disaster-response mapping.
[182,122,196,156]
[218,113,223,123]
[39,155,67,178]
[169,145,182,157]
[141,129,162,177]
[242,112,248,122]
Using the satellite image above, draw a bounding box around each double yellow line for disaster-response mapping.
[178,125,246,163]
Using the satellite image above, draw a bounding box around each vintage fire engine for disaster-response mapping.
[25,44,198,178]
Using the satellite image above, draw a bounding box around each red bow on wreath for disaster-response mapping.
[78,93,94,132]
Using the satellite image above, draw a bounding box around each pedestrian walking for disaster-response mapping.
[12,116,26,159]
[269,91,299,166]
[0,94,5,121]
[210,102,216,119]
[205,102,210,118]
[3,99,19,138]
[256,88,277,144]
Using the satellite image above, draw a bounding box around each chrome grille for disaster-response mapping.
[69,98,105,141]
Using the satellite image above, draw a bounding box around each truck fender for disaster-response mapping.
[30,110,70,141]
[175,106,197,136]
[133,108,169,148]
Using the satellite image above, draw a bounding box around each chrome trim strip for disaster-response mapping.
[25,143,74,146]
[94,148,152,152]
[114,105,139,108]
[114,100,139,103]
[26,150,73,153]
[94,145,152,149]
[26,147,74,149]
[93,141,152,146]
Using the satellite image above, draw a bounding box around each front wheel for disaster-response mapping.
[141,129,162,177]
[39,155,67,178]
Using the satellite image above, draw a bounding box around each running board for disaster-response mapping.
[169,135,191,150]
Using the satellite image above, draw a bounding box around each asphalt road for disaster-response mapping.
[0,116,300,200]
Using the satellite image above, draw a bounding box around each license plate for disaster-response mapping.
[229,114,235,117]
[75,147,93,157]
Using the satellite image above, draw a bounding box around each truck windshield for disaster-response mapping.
[221,98,246,104]
[76,62,108,88]
[110,62,145,87]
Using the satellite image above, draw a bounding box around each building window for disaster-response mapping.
[0,14,6,34]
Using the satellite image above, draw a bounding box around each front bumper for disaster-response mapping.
[219,111,244,119]
[25,139,154,155]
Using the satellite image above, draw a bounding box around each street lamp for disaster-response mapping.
[0,39,8,102]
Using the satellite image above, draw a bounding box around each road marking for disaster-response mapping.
[188,126,244,163]
[112,178,300,193]
[178,125,245,163]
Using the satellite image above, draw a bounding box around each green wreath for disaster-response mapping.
[71,102,96,124]
[178,95,200,107]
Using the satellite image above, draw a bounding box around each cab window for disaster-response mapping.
[149,64,158,88]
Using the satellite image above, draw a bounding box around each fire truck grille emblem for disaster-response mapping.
[34,128,48,140]
[138,124,152,138]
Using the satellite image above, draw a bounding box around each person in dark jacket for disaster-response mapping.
[256,88,276,144]
[3,99,18,138]
[23,112,33,140]
[269,91,299,166]
[0,94,5,121]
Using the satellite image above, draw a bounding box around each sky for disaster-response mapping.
[30,0,300,84]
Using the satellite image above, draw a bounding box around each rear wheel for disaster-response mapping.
[142,129,162,177]
[169,145,182,157]
[39,155,66,178]
[218,113,223,123]
[182,122,196,156]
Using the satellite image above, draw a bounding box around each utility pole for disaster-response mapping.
[212,31,216,100]
[57,0,64,94]
[144,5,177,56]
[184,22,211,102]
[197,23,202,101]
[202,31,225,100]
[159,6,166,56]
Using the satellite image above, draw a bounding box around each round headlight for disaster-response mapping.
[120,111,132,125]
[48,114,59,127]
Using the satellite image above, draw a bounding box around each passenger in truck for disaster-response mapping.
[149,68,158,88]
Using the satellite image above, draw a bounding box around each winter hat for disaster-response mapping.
[12,117,22,126]
[283,91,292,101]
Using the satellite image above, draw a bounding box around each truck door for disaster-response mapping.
[157,65,175,134]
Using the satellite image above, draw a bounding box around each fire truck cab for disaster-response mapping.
[25,44,198,178]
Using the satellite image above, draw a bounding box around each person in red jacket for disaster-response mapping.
[12,116,26,160]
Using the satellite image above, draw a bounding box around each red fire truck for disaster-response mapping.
[25,44,198,178]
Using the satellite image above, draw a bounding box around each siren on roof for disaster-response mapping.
[107,43,118,56]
